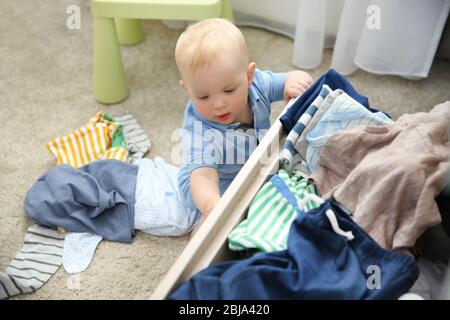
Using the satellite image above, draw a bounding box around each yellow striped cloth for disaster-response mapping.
[46,112,128,168]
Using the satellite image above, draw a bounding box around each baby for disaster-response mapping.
[175,18,313,233]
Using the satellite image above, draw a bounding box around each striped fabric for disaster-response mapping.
[289,89,344,171]
[110,114,151,163]
[305,91,393,172]
[0,224,64,299]
[46,112,128,168]
[227,169,320,253]
[279,85,332,175]
[280,84,331,175]
[279,85,332,174]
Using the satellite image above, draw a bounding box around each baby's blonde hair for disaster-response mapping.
[175,18,248,75]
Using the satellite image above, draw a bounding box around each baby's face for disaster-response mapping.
[181,52,254,125]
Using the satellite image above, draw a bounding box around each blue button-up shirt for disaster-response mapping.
[177,69,286,210]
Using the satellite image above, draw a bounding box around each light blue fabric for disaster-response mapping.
[279,85,332,175]
[306,92,393,172]
[178,69,286,210]
[134,157,200,236]
[63,232,103,274]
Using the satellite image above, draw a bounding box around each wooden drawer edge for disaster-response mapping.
[151,119,285,299]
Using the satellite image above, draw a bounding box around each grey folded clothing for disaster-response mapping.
[0,224,64,300]
[110,113,151,163]
[24,160,138,243]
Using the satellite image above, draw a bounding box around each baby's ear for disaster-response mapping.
[179,80,187,91]
[247,62,256,87]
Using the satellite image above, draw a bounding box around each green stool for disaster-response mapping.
[91,0,234,104]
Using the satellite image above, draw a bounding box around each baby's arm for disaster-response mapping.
[190,167,221,217]
[254,69,312,105]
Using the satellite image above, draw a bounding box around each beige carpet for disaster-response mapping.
[1,0,449,299]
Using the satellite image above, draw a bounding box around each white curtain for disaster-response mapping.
[232,0,450,78]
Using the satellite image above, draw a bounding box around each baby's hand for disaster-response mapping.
[204,196,220,216]
[190,197,220,239]
[284,70,313,103]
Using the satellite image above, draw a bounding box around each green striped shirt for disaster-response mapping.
[228,169,319,252]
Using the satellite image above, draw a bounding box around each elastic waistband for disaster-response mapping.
[298,200,417,268]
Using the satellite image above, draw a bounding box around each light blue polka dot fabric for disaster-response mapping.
[63,232,103,274]
[134,157,200,236]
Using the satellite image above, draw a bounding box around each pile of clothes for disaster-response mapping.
[0,112,159,299]
[169,69,450,300]
[2,69,449,300]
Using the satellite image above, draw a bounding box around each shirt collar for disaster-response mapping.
[248,84,264,130]
[248,84,261,110]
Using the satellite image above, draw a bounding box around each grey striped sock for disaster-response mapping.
[0,224,64,299]
[111,114,151,163]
